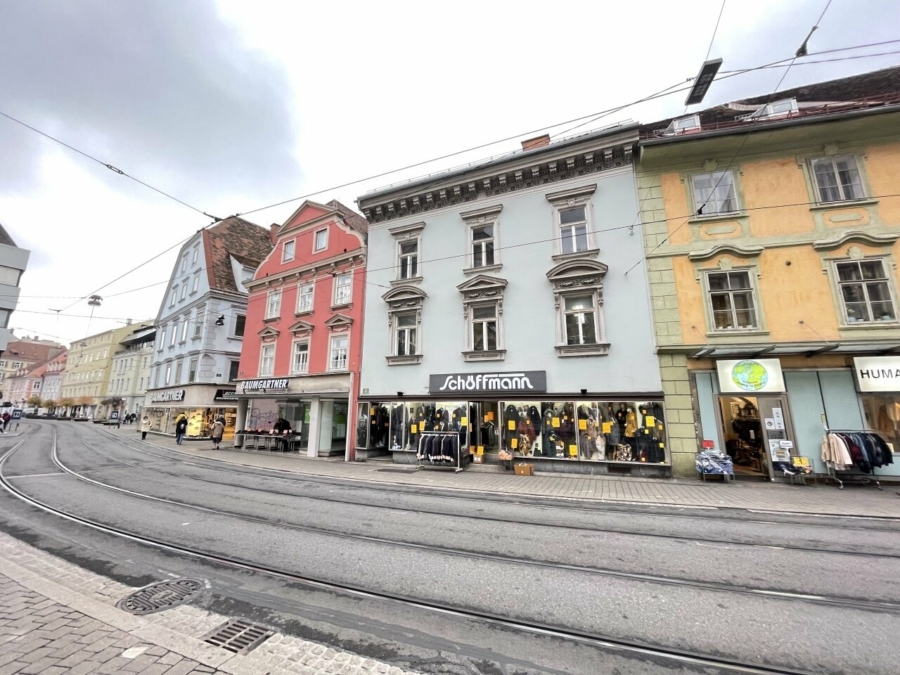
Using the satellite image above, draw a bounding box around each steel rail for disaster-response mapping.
[0,427,819,675]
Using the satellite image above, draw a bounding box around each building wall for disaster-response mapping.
[109,340,154,415]
[359,169,662,397]
[637,112,900,475]
[0,239,30,353]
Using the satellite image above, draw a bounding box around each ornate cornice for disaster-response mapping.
[812,230,900,251]
[361,144,632,223]
[688,244,765,261]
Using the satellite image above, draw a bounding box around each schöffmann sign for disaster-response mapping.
[429,371,547,394]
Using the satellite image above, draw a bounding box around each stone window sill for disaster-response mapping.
[706,329,771,339]
[463,264,503,275]
[462,349,506,362]
[295,310,314,317]
[391,276,422,287]
[839,321,900,331]
[552,248,600,263]
[809,198,878,212]
[263,316,279,324]
[331,302,352,311]
[386,354,423,366]
[688,211,746,224]
[555,342,610,357]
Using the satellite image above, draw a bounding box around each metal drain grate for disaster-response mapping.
[117,579,205,615]
[203,619,274,654]
[376,467,418,473]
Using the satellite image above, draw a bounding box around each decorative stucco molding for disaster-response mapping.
[688,244,765,261]
[811,230,900,251]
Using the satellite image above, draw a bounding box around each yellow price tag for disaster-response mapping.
[484,415,490,423]
[508,420,516,431]
[578,419,587,431]
[552,418,560,428]
[511,438,518,449]
[487,411,494,421]
[477,446,484,455]
[644,429,649,435]
[602,422,612,434]
[659,442,665,449]
[568,445,577,456]
[410,424,417,434]
[461,416,467,426]
[646,416,655,426]
[370,408,376,415]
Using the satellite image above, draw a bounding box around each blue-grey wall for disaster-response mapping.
[360,170,662,397]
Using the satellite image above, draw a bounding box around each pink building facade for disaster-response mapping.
[235,200,367,458]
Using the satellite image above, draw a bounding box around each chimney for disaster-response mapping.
[521,134,551,151]
[269,223,281,245]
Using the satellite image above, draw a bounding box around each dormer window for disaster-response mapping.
[665,115,701,135]
[742,98,798,121]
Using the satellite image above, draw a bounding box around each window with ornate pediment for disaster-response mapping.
[460,204,502,274]
[546,259,609,357]
[388,221,425,285]
[382,286,427,365]
[457,275,507,361]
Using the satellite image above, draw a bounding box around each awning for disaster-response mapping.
[658,341,900,360]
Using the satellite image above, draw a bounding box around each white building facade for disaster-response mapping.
[144,217,272,440]
[108,325,155,418]
[0,223,29,355]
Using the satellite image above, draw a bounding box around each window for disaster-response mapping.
[181,255,188,274]
[180,283,187,301]
[395,313,417,356]
[297,282,314,313]
[811,156,865,204]
[472,225,495,268]
[559,206,589,255]
[169,324,177,347]
[665,115,700,135]
[564,295,598,345]
[0,265,21,286]
[314,228,328,252]
[836,260,896,324]
[398,240,418,279]
[266,289,282,319]
[707,271,758,330]
[188,358,198,383]
[174,361,183,384]
[191,274,199,294]
[329,335,348,371]
[292,341,309,374]
[180,318,189,343]
[283,239,296,263]
[692,171,738,216]
[234,314,246,337]
[229,360,239,382]
[192,246,199,265]
[472,305,498,352]
[260,344,275,376]
[169,288,177,306]
[165,365,172,385]
[333,273,352,306]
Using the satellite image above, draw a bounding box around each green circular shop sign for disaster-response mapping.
[731,360,769,392]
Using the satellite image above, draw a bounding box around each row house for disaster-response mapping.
[108,324,156,418]
[636,65,900,478]
[5,349,67,410]
[144,216,272,440]
[356,125,667,473]
[235,200,367,457]
[0,336,65,403]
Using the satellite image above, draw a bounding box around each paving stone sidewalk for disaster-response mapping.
[107,426,900,518]
[0,533,418,674]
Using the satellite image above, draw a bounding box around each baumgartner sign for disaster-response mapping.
[242,378,290,393]
[150,389,185,403]
[429,371,547,394]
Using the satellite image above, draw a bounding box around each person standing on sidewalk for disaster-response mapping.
[174,414,188,445]
[210,416,225,450]
[140,415,151,440]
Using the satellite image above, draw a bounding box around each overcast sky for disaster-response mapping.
[1,0,898,346]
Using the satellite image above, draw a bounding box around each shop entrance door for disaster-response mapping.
[756,396,796,482]
[717,395,796,480]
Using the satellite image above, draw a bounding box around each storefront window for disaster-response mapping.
[860,394,900,452]
[355,402,370,450]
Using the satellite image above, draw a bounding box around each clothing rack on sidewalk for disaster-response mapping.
[416,431,469,473]
[822,427,891,491]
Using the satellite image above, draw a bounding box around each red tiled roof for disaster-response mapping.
[641,65,900,138]
[201,217,273,294]
[3,341,65,363]
[326,199,369,236]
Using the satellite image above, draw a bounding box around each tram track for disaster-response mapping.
[0,428,829,675]
[72,425,900,559]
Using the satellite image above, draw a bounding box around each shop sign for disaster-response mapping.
[242,378,290,393]
[853,356,900,393]
[150,389,185,403]
[429,371,547,394]
[716,359,785,394]
[214,389,239,402]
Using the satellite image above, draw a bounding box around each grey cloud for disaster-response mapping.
[0,0,301,212]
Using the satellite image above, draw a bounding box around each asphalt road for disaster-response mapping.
[2,420,900,675]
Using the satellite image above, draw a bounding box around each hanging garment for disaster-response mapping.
[529,406,542,434]
[579,431,594,459]
[615,444,632,461]
[624,409,638,438]
[872,433,894,466]
[836,433,871,473]
[594,435,606,460]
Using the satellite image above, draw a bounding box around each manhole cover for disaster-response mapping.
[203,619,274,654]
[117,578,205,615]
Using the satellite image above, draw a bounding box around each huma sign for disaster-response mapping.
[716,359,785,394]
[242,378,290,392]
[150,390,185,403]
[853,357,900,393]
[429,371,547,394]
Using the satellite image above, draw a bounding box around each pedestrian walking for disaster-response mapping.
[175,414,187,445]
[140,415,151,440]
[2,412,9,431]
[210,416,225,450]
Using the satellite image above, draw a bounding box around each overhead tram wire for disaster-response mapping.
[624,0,838,276]
[31,40,891,317]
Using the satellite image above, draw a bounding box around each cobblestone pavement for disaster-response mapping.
[0,533,419,674]
[108,426,900,518]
